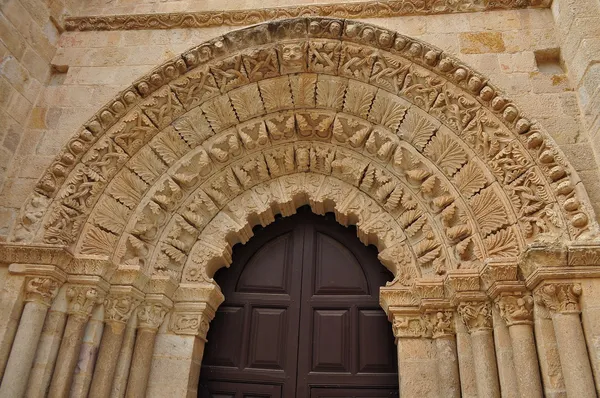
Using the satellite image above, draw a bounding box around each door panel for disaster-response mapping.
[200,209,398,397]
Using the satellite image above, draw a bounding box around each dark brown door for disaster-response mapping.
[199,208,398,398]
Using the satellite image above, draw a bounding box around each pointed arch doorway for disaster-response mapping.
[198,207,399,397]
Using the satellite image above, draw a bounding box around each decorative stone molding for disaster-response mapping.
[137,296,172,330]
[104,288,144,327]
[169,302,214,340]
[391,311,431,339]
[535,283,582,315]
[457,300,493,333]
[24,277,61,306]
[64,0,550,32]
[495,292,534,326]
[66,285,104,319]
[427,310,456,338]
[10,19,597,290]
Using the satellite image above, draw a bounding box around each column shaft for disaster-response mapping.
[0,301,48,397]
[0,274,26,379]
[89,323,127,398]
[396,337,438,397]
[125,329,158,398]
[47,315,89,398]
[455,320,477,398]
[471,330,500,398]
[552,312,596,398]
[26,309,68,398]
[492,307,518,398]
[111,319,137,398]
[508,324,543,398]
[70,314,104,397]
[434,336,460,398]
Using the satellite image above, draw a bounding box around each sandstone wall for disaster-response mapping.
[1,5,600,240]
[0,0,76,235]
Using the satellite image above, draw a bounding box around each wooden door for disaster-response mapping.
[199,208,398,398]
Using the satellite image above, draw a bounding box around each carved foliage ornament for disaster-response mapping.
[66,285,103,319]
[12,18,596,281]
[536,283,582,315]
[25,277,61,306]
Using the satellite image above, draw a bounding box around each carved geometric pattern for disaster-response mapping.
[10,18,596,293]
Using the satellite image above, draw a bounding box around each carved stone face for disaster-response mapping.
[279,43,306,73]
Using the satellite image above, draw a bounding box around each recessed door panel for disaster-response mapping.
[312,309,350,372]
[203,306,244,368]
[358,310,397,373]
[237,234,292,294]
[247,307,287,370]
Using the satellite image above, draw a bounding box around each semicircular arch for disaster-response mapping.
[9,17,599,288]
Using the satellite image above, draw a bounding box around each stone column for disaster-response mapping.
[0,276,61,397]
[25,302,69,398]
[427,310,460,398]
[70,308,104,397]
[496,292,543,398]
[0,273,26,380]
[48,284,103,398]
[111,311,138,398]
[491,304,518,398]
[536,283,595,398]
[125,298,171,398]
[89,289,142,398]
[391,312,439,398]
[457,300,500,398]
[147,302,216,397]
[533,303,566,396]
[455,318,477,398]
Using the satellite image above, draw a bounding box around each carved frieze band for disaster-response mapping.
[391,310,456,339]
[64,0,549,32]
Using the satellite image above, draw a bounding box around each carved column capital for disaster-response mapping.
[426,310,456,338]
[495,292,534,326]
[391,312,431,339]
[535,283,582,315]
[66,285,104,319]
[137,302,170,331]
[457,300,492,333]
[169,301,216,340]
[24,276,61,306]
[104,292,143,329]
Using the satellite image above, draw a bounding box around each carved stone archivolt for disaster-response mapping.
[7,18,599,295]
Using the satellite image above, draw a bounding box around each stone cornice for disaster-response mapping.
[64,0,550,32]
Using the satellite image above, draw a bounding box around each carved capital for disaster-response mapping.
[137,302,170,330]
[535,283,582,315]
[495,292,534,326]
[426,310,456,338]
[25,276,61,306]
[66,285,104,319]
[391,312,431,339]
[104,292,142,325]
[170,312,211,339]
[457,300,492,333]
